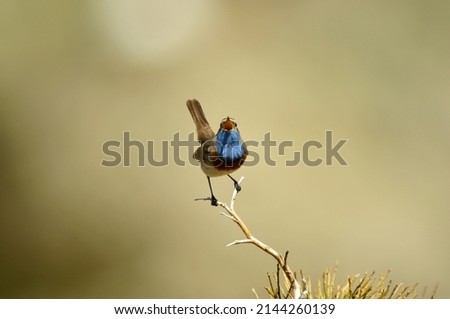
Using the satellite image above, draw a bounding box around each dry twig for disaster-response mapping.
[216,177,306,299]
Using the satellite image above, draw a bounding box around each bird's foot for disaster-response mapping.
[194,196,219,206]
[210,195,218,206]
[227,174,241,192]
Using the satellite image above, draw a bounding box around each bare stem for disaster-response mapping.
[216,177,306,299]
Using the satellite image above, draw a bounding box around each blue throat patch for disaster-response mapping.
[216,130,244,163]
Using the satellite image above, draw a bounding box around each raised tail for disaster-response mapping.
[186,99,215,142]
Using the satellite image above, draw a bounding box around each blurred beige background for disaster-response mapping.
[1,0,449,298]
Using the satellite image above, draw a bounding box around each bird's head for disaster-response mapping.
[220,117,237,131]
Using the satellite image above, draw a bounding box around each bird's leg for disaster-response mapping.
[227,174,241,192]
[207,176,218,206]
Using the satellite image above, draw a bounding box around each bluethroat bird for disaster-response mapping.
[187,99,247,206]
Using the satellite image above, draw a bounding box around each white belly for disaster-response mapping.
[200,162,238,177]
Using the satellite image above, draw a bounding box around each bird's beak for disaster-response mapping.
[222,117,234,131]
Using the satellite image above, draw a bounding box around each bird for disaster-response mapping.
[186,99,247,206]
